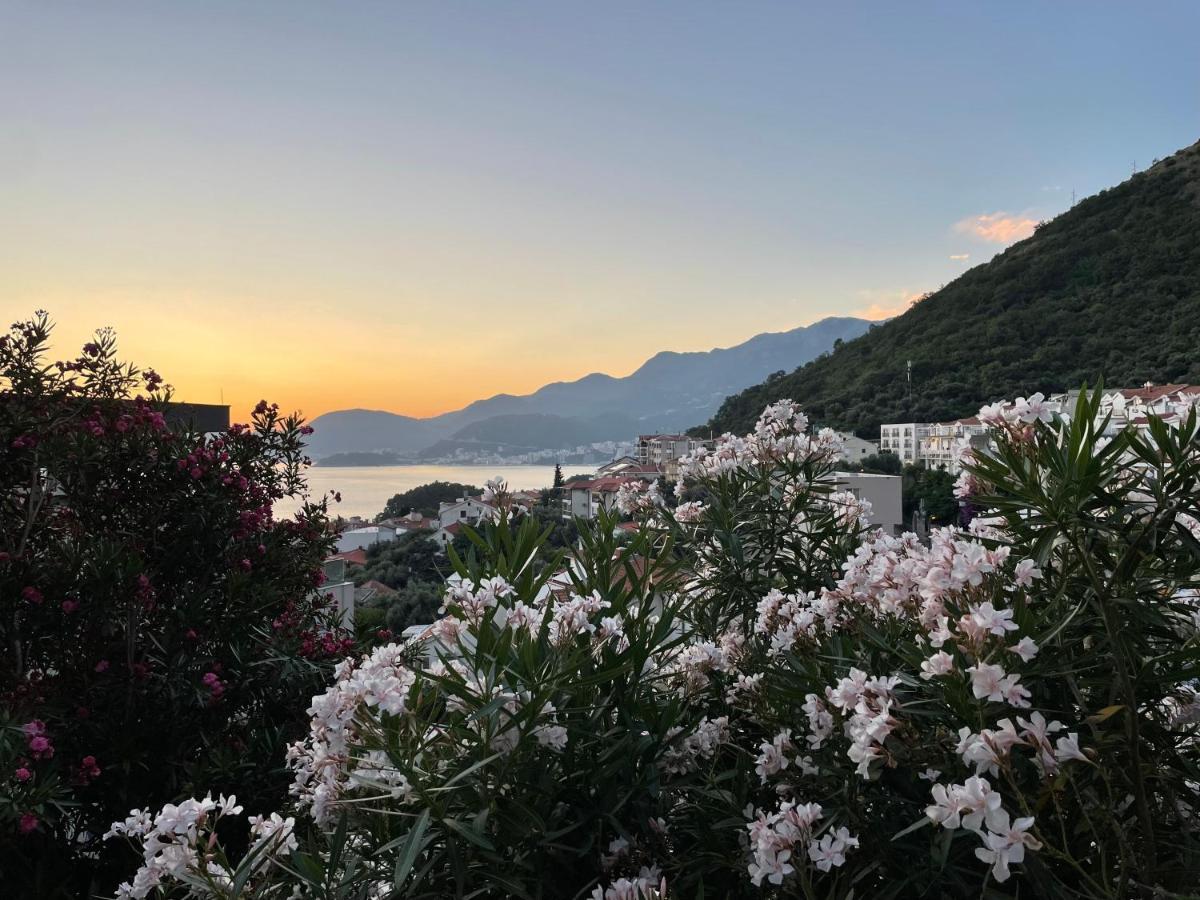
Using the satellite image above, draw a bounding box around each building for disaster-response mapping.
[596,458,662,480]
[335,524,396,553]
[320,557,356,626]
[636,434,711,480]
[1051,384,1200,436]
[833,471,903,535]
[879,418,987,473]
[596,455,641,476]
[437,496,496,529]
[920,418,989,473]
[381,511,439,534]
[878,423,931,465]
[435,520,466,547]
[837,433,879,464]
[566,477,638,519]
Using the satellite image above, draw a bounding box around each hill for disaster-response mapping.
[305,317,872,458]
[703,139,1200,438]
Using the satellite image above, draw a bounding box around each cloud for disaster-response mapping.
[853,288,925,321]
[949,253,970,261]
[954,211,1038,244]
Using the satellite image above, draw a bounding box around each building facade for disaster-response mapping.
[636,434,710,479]
[335,524,397,553]
[833,471,903,535]
[878,423,931,465]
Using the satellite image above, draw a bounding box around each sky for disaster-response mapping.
[3,2,1198,420]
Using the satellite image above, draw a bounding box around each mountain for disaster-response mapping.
[301,409,442,456]
[421,412,641,457]
[304,317,872,459]
[703,139,1200,439]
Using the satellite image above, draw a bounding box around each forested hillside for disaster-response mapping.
[703,139,1200,438]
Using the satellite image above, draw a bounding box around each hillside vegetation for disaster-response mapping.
[703,139,1200,438]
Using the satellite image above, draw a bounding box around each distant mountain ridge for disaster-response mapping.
[702,138,1200,439]
[306,317,873,459]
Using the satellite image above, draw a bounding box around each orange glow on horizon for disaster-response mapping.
[18,293,840,423]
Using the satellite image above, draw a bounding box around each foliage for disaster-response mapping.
[383,580,443,634]
[902,464,959,525]
[0,313,354,898]
[379,482,478,519]
[703,140,1200,438]
[109,395,1200,898]
[352,531,447,590]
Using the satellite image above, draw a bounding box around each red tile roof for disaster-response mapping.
[1115,384,1198,401]
[328,548,367,566]
[569,477,641,492]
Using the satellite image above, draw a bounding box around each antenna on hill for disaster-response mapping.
[907,359,913,410]
[1071,188,1076,208]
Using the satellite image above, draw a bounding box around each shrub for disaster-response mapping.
[0,313,354,897]
[109,396,1200,898]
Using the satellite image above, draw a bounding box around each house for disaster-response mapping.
[833,471,903,535]
[355,579,397,606]
[596,456,653,477]
[335,524,397,553]
[437,496,496,529]
[566,477,639,519]
[381,511,439,534]
[327,548,368,566]
[435,520,466,547]
[1051,384,1200,436]
[836,433,879,464]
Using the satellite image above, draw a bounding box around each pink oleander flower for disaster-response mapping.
[18,813,39,834]
[21,586,43,605]
[14,767,32,783]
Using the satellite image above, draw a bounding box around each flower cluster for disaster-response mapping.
[105,794,296,899]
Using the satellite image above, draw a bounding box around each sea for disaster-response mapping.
[274,464,591,520]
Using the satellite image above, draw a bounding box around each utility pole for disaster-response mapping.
[907,359,913,410]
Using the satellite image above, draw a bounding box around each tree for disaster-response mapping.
[901,464,958,524]
[0,313,353,897]
[352,530,446,590]
[383,580,442,633]
[553,463,564,490]
[378,481,477,519]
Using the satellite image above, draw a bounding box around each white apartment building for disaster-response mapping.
[636,434,711,480]
[880,418,988,473]
[920,418,989,473]
[878,423,931,465]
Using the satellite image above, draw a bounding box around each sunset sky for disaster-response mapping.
[4,2,1197,420]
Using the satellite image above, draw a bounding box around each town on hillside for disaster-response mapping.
[320,382,1200,637]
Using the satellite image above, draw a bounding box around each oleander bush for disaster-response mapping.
[102,392,1200,898]
[0,313,354,897]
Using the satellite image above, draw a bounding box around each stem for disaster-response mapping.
[1073,537,1157,878]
